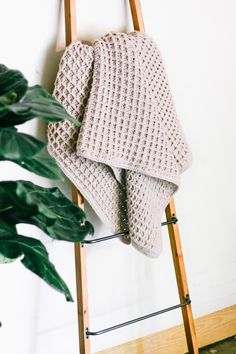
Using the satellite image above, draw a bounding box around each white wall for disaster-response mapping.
[0,1,236,353]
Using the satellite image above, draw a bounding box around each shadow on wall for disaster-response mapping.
[36,0,64,143]
[35,0,71,196]
[36,43,63,142]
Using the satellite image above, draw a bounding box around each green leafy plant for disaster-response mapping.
[0,64,94,301]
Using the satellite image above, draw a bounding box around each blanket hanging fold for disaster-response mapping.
[47,31,192,257]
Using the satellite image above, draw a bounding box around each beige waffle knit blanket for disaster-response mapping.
[47,31,192,257]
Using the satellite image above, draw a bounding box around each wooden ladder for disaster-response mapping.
[64,0,199,353]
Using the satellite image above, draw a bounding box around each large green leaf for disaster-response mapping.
[0,181,94,242]
[0,222,16,235]
[0,127,63,179]
[0,127,44,160]
[0,64,80,127]
[22,86,79,125]
[0,232,73,301]
[0,84,80,127]
[0,64,28,101]
[0,223,17,262]
[14,149,64,180]
[0,64,94,303]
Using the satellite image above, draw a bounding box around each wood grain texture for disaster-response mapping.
[74,243,90,354]
[96,305,236,354]
[129,0,198,352]
[129,0,145,32]
[64,0,77,45]
[72,185,91,354]
[166,198,199,353]
[64,1,90,352]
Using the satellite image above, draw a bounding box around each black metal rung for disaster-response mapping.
[81,231,129,244]
[82,216,178,245]
[161,216,178,226]
[86,295,190,337]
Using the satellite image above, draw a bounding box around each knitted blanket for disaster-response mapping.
[47,31,192,257]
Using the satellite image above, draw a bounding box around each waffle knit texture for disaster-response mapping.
[47,31,192,257]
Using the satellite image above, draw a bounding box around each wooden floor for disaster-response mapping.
[200,336,236,353]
